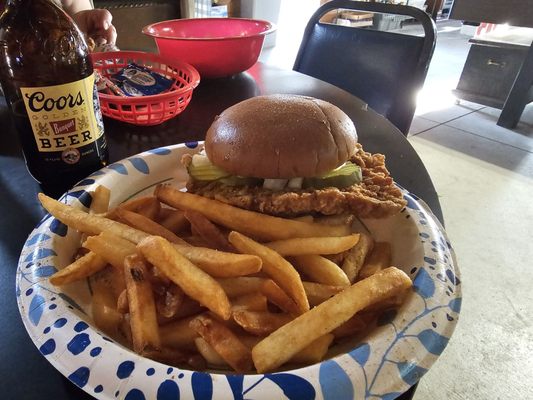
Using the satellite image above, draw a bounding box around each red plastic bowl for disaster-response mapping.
[142,18,275,79]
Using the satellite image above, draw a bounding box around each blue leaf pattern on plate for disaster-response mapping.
[69,366,90,388]
[448,298,462,312]
[157,380,180,400]
[67,190,92,208]
[417,329,449,355]
[29,294,46,326]
[76,178,96,187]
[117,361,135,379]
[50,218,68,237]
[191,372,212,400]
[403,194,420,211]
[397,362,427,386]
[67,333,91,355]
[226,375,244,400]
[349,343,370,366]
[108,163,128,175]
[319,360,353,400]
[125,389,146,400]
[24,248,57,262]
[33,265,58,278]
[26,233,51,246]
[266,374,315,400]
[148,147,171,155]
[413,268,435,299]
[381,393,403,400]
[130,157,149,174]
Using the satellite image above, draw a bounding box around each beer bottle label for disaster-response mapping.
[20,74,104,164]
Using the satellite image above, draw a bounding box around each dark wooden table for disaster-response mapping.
[0,62,441,399]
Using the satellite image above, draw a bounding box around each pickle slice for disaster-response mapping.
[187,154,230,181]
[303,162,362,189]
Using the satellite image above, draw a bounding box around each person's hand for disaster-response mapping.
[72,9,117,46]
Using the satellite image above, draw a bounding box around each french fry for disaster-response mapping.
[137,236,232,320]
[142,348,189,368]
[39,194,262,274]
[154,284,185,319]
[265,234,360,256]
[303,281,345,306]
[80,185,112,244]
[242,333,334,365]
[116,289,128,313]
[291,255,351,287]
[324,252,346,265]
[90,271,124,341]
[342,232,374,283]
[216,277,269,298]
[177,245,262,278]
[231,292,268,312]
[113,196,161,220]
[316,213,356,227]
[83,231,137,270]
[183,235,211,248]
[358,242,392,280]
[160,315,200,349]
[170,297,206,320]
[229,231,309,314]
[233,310,293,336]
[195,338,228,367]
[260,279,300,316]
[291,215,314,223]
[252,267,412,373]
[190,314,253,372]
[90,185,111,214]
[155,185,351,240]
[289,334,334,365]
[40,193,150,241]
[158,208,189,233]
[124,254,161,353]
[184,210,233,252]
[115,208,188,245]
[49,251,108,286]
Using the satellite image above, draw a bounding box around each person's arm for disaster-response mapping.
[61,0,93,15]
[62,0,117,45]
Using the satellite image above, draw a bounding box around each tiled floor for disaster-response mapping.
[261,5,533,399]
[407,24,533,400]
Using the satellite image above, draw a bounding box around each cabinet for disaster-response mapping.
[453,40,529,109]
[450,0,533,128]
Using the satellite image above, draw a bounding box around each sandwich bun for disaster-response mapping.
[205,94,358,178]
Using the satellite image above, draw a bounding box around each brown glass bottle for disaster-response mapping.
[0,0,108,189]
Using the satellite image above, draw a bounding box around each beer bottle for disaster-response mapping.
[0,0,108,190]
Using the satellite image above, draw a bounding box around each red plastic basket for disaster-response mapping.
[92,51,200,126]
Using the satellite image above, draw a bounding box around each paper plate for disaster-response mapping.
[17,142,461,400]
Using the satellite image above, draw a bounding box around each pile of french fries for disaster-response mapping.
[41,184,412,374]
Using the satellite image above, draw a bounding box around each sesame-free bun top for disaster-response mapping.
[205,94,358,178]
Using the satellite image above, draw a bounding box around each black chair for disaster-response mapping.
[293,0,436,135]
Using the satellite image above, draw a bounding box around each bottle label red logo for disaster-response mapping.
[20,74,104,153]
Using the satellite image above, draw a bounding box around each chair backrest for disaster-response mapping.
[93,0,181,52]
[293,0,436,135]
